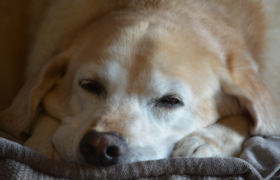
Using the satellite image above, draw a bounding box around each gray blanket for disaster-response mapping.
[0,136,280,180]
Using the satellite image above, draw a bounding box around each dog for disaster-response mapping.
[0,0,280,167]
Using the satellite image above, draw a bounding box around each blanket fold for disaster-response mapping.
[1,136,280,180]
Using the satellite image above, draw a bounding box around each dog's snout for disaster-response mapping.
[79,131,127,167]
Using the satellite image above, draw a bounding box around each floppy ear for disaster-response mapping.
[0,54,68,141]
[221,52,280,136]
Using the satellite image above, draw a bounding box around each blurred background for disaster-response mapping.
[0,1,28,111]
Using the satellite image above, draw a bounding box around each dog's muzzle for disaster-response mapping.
[79,131,127,167]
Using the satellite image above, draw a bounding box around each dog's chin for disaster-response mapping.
[120,144,175,164]
[75,144,174,166]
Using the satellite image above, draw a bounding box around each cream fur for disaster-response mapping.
[0,0,279,166]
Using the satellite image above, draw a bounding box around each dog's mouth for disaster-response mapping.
[79,131,127,167]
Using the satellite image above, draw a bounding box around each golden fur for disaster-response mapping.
[0,0,280,165]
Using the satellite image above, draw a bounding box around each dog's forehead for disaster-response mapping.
[77,26,176,88]
[72,15,222,97]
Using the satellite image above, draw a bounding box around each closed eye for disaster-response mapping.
[79,79,106,98]
[155,95,183,109]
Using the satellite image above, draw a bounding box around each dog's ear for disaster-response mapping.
[221,51,280,136]
[0,54,69,141]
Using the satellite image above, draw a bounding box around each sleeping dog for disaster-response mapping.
[1,0,280,167]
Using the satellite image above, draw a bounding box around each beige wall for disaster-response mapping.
[0,1,28,111]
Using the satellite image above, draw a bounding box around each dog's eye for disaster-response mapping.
[79,80,106,98]
[155,95,183,108]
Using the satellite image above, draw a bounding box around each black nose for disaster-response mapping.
[79,131,127,167]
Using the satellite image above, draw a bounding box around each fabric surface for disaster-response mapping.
[0,136,280,180]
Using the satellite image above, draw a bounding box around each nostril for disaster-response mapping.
[106,145,121,157]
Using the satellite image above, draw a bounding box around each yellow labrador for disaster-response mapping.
[1,0,280,167]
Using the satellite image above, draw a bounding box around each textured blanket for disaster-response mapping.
[0,136,280,180]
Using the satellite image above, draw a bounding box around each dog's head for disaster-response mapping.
[1,3,279,166]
